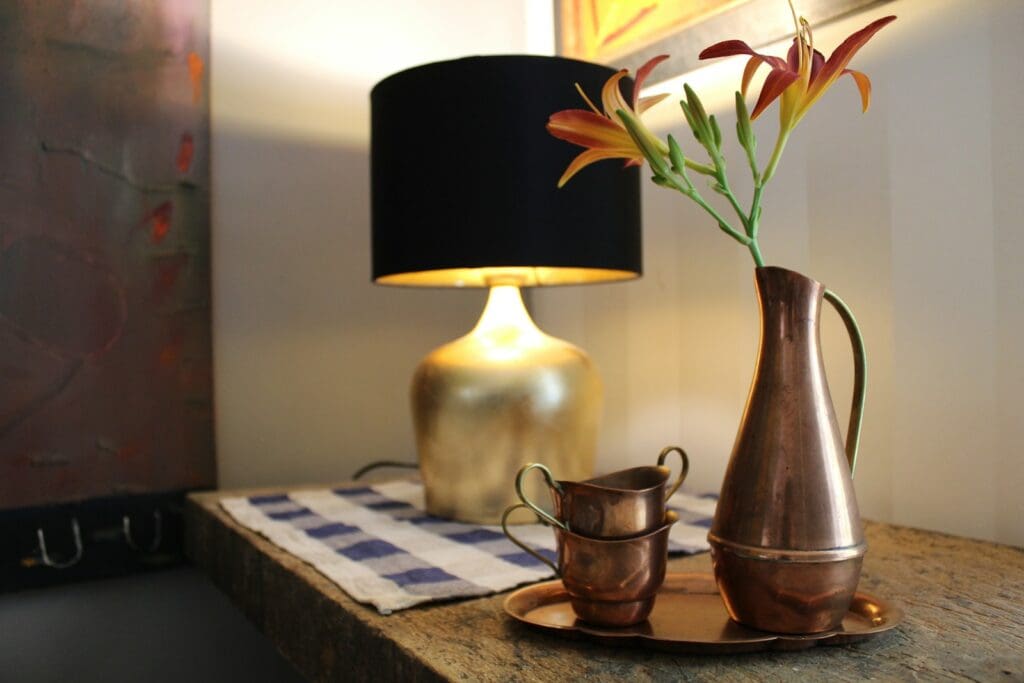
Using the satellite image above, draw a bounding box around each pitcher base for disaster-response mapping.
[710,541,864,634]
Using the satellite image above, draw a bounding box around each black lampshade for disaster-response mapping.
[370,55,642,287]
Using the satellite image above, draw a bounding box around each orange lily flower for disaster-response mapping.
[699,12,896,132]
[547,55,670,187]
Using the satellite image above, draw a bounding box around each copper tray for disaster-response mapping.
[504,573,902,654]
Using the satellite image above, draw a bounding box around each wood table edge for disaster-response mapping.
[184,489,450,682]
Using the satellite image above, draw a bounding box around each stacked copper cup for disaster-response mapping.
[502,446,688,627]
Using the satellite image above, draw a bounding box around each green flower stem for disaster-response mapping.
[747,238,765,268]
[698,145,766,266]
[694,123,750,234]
[617,106,764,263]
[743,146,760,186]
[658,163,750,247]
[714,171,751,234]
[761,129,791,185]
[702,139,767,268]
[675,172,764,263]
[683,91,758,245]
[749,184,765,239]
[689,189,752,246]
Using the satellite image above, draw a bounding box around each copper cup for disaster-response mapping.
[502,505,677,627]
[515,446,688,539]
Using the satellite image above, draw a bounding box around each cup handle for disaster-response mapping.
[514,463,567,531]
[657,446,690,500]
[501,504,559,574]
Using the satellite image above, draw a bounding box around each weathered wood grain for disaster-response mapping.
[186,487,1024,682]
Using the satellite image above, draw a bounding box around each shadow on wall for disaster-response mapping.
[212,130,484,489]
[209,0,540,490]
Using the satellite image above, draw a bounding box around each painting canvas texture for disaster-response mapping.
[0,0,213,510]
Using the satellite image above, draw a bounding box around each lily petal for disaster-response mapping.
[751,68,800,120]
[798,15,896,119]
[547,109,634,149]
[700,40,788,70]
[809,48,826,83]
[601,69,632,122]
[786,38,801,71]
[637,92,669,114]
[558,148,640,187]
[632,54,669,108]
[741,55,766,97]
[843,68,872,112]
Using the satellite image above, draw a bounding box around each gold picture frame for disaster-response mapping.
[556,0,890,81]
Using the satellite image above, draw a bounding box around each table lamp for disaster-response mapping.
[370,55,641,523]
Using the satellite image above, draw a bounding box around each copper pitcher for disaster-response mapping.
[709,267,867,634]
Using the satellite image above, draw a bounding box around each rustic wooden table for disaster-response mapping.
[186,486,1024,682]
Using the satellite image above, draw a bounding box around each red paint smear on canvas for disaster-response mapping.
[176,132,194,173]
[145,201,173,243]
[188,52,204,103]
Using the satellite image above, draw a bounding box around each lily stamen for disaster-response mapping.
[574,83,602,116]
[802,18,814,56]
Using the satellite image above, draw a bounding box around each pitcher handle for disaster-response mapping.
[514,463,567,531]
[501,504,558,574]
[657,446,689,499]
[823,288,868,476]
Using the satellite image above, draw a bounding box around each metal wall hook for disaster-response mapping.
[37,518,83,569]
[123,510,162,552]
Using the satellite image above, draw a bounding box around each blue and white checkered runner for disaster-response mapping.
[221,479,716,614]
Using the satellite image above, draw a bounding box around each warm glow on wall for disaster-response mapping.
[561,0,749,62]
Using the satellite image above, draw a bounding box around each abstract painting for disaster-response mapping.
[0,0,213,509]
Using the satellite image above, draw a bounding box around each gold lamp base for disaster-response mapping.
[411,285,601,524]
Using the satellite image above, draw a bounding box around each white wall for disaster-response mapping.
[211,1,546,487]
[211,0,1022,546]
[533,0,1024,546]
